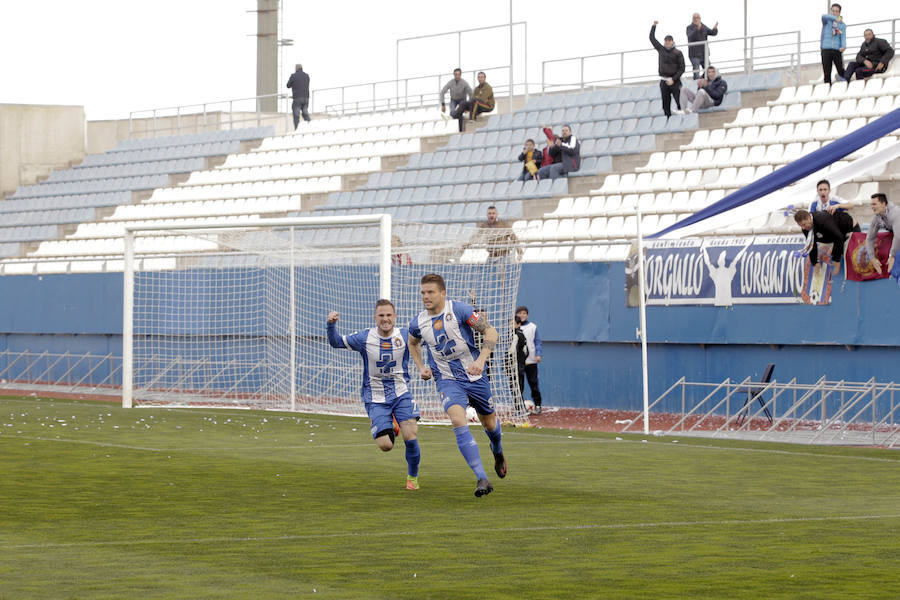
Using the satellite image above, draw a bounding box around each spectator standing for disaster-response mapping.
[515,306,543,414]
[456,72,495,130]
[865,194,900,275]
[517,139,541,181]
[507,316,529,413]
[536,124,580,181]
[810,179,847,214]
[678,65,727,113]
[845,29,895,80]
[794,209,859,275]
[286,64,311,128]
[391,234,413,266]
[477,205,519,262]
[686,13,718,79]
[440,68,473,132]
[820,4,847,84]
[650,22,686,117]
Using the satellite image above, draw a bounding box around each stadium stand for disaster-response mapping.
[3,63,900,270]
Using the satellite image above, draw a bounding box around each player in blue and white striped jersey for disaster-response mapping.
[408,273,506,498]
[326,299,422,490]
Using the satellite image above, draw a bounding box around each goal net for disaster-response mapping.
[123,216,526,423]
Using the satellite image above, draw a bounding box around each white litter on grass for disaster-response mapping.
[615,437,623,441]
[641,439,648,443]
[614,419,633,425]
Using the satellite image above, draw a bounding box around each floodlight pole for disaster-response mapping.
[636,206,650,434]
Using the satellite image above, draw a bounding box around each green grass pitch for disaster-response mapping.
[1,395,898,599]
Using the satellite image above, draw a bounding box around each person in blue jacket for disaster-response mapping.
[820,4,847,84]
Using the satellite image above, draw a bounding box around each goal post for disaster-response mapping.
[121,215,526,424]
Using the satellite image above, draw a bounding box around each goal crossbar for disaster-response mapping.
[123,214,393,408]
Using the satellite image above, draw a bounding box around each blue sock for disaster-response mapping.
[404,439,420,477]
[453,425,487,480]
[484,421,503,455]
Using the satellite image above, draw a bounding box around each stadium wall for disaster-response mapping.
[0,104,85,197]
[1,265,899,410]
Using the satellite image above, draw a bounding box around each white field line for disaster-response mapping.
[2,430,898,463]
[3,513,899,551]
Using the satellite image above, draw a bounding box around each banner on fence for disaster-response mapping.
[625,235,834,306]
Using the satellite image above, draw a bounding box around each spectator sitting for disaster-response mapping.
[810,179,848,214]
[686,13,718,79]
[439,68,473,133]
[536,124,580,181]
[845,29,895,80]
[517,139,541,181]
[456,71,495,129]
[539,126,559,171]
[678,65,727,113]
[650,21,686,117]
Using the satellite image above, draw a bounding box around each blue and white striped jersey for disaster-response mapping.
[408,300,483,383]
[327,323,411,403]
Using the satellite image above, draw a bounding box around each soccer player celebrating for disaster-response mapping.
[326,299,422,491]
[407,273,506,497]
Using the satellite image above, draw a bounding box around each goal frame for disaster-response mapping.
[121,214,393,409]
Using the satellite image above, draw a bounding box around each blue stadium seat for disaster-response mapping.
[535,178,553,197]
[483,146,500,164]
[593,120,610,138]
[496,129,513,146]
[607,119,624,137]
[550,178,568,195]
[605,103,623,120]
[403,153,422,170]
[398,187,415,205]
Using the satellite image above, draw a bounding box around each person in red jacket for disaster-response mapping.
[536,125,580,180]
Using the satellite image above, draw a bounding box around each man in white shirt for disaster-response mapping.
[515,306,543,414]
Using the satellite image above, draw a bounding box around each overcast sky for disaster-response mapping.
[1,1,895,120]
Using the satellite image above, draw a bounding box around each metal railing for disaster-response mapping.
[128,91,294,138]
[541,30,803,91]
[621,376,900,447]
[314,65,514,115]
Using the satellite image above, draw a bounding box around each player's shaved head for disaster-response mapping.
[375,298,395,311]
[420,273,446,291]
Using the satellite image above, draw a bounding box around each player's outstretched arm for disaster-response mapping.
[407,335,432,380]
[326,311,346,348]
[468,317,498,376]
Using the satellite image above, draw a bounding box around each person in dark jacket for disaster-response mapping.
[845,29,895,80]
[678,66,727,113]
[686,13,718,79]
[286,64,311,128]
[794,208,859,275]
[536,124,580,181]
[650,22,686,117]
[516,139,541,181]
